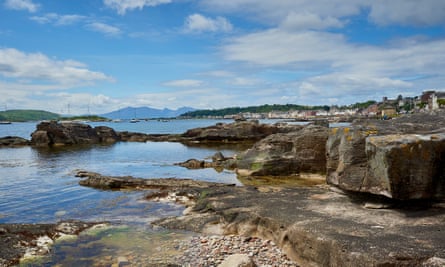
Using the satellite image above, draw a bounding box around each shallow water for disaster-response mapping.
[0,119,324,265]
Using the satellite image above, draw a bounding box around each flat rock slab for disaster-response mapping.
[155,185,445,267]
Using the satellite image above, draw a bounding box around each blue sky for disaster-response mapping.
[1,0,445,114]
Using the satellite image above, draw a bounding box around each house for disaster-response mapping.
[380,104,397,118]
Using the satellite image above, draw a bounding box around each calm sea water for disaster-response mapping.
[0,119,247,225]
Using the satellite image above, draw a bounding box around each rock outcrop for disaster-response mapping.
[154,182,445,267]
[236,125,329,176]
[181,120,303,143]
[327,112,445,200]
[31,121,119,146]
[0,136,30,147]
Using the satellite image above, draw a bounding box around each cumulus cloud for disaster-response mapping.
[87,22,122,36]
[162,79,204,87]
[200,0,362,27]
[30,13,87,25]
[368,0,445,26]
[103,0,172,15]
[220,27,445,104]
[201,0,445,29]
[0,48,113,87]
[183,13,233,33]
[4,0,39,13]
[280,12,345,31]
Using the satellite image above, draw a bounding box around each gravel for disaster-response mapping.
[175,234,299,267]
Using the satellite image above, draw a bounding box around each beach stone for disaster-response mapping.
[218,254,256,267]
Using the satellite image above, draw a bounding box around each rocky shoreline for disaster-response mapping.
[1,112,445,266]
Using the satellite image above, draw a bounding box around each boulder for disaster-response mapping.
[236,125,329,176]
[327,112,445,200]
[0,136,30,147]
[31,121,119,146]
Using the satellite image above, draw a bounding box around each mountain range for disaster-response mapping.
[101,106,195,119]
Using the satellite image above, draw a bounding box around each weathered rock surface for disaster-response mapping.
[181,120,303,143]
[155,184,445,267]
[111,120,303,146]
[327,112,445,200]
[31,121,119,146]
[76,170,235,192]
[0,136,30,147]
[236,125,329,176]
[0,221,100,266]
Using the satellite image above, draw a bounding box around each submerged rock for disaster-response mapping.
[327,112,445,200]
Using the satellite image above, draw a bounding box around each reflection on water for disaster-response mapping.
[0,141,241,224]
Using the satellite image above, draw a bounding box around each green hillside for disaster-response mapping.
[0,110,60,122]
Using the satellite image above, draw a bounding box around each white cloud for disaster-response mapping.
[220,27,445,104]
[280,12,345,31]
[103,0,172,15]
[87,22,122,36]
[4,0,39,13]
[184,13,233,33]
[0,48,113,87]
[222,29,346,66]
[30,13,87,25]
[162,79,204,87]
[202,0,445,28]
[200,0,362,27]
[368,0,445,26]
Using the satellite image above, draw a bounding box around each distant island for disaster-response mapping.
[0,110,60,122]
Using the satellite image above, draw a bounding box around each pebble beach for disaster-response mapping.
[175,234,298,267]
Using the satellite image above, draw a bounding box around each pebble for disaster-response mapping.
[175,234,299,267]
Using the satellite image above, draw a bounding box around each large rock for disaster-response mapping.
[181,120,303,143]
[236,125,329,176]
[31,121,119,146]
[0,136,30,147]
[327,112,445,200]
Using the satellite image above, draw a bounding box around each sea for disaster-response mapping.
[0,119,303,265]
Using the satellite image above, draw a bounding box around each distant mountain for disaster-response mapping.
[101,106,196,119]
[0,110,60,122]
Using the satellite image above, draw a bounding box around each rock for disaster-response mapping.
[175,159,206,169]
[236,125,329,176]
[154,184,445,267]
[95,126,120,143]
[0,221,99,266]
[0,136,30,147]
[327,113,445,200]
[181,120,303,143]
[76,170,235,191]
[212,152,226,162]
[218,254,256,267]
[30,121,119,146]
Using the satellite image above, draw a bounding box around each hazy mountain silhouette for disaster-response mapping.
[102,106,195,119]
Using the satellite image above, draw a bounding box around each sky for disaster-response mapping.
[1,0,445,115]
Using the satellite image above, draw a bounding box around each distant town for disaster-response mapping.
[181,90,445,121]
